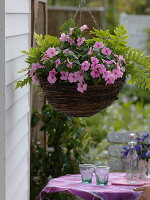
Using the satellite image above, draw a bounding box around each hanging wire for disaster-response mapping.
[74,0,100,29]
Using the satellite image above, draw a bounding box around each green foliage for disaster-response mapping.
[31,105,90,200]
[15,76,31,89]
[60,18,76,33]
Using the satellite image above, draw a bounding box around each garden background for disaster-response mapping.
[31,0,150,199]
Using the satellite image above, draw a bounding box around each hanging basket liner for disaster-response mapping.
[39,75,126,117]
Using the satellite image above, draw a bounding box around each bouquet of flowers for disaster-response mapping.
[122,134,150,160]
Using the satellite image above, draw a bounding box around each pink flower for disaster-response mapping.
[77,37,85,46]
[47,69,57,84]
[81,61,90,71]
[47,75,57,84]
[29,63,44,77]
[112,69,123,79]
[102,47,112,56]
[74,71,84,82]
[67,59,73,68]
[77,82,87,93]
[41,54,48,61]
[55,59,61,68]
[80,25,89,31]
[91,63,99,70]
[63,49,72,54]
[49,68,57,76]
[69,28,74,35]
[90,69,100,78]
[46,47,58,58]
[116,55,126,63]
[68,72,77,83]
[102,59,115,65]
[60,33,67,42]
[93,42,104,49]
[103,71,115,84]
[32,75,39,85]
[91,57,99,64]
[98,64,106,74]
[88,48,93,55]
[67,37,75,45]
[60,71,69,80]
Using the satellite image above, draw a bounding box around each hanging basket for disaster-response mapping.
[39,75,125,117]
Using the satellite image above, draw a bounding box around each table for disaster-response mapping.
[38,173,141,200]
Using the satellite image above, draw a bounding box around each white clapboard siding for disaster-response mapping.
[6,135,28,182]
[6,115,28,158]
[6,14,29,37]
[5,80,29,109]
[5,0,29,13]
[5,94,30,132]
[5,55,28,85]
[5,34,29,62]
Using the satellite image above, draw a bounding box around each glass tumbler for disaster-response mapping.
[79,164,94,183]
[95,166,110,186]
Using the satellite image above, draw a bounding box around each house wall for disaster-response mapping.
[0,0,6,199]
[5,0,31,200]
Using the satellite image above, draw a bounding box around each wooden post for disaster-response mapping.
[31,0,47,148]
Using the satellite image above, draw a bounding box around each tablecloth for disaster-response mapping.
[38,173,141,200]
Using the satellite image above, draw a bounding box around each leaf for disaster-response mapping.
[60,18,76,33]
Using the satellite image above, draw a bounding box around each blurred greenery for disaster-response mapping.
[31,105,90,200]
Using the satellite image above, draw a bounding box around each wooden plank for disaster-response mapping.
[6,135,28,180]
[0,0,6,199]
[11,180,28,200]
[5,81,29,109]
[5,94,30,132]
[6,14,29,37]
[6,115,28,158]
[5,55,28,86]
[5,0,29,13]
[5,34,29,62]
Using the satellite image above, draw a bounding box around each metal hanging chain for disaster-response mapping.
[74,0,100,29]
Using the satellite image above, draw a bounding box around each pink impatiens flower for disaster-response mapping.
[68,72,77,83]
[32,76,39,85]
[74,71,84,82]
[90,69,100,78]
[112,69,123,79]
[80,25,89,31]
[55,58,61,68]
[91,57,99,64]
[41,54,48,61]
[67,37,75,45]
[102,59,115,65]
[46,47,58,58]
[88,47,93,55]
[98,64,106,74]
[60,33,67,42]
[60,71,69,80]
[81,61,90,71]
[47,68,57,84]
[101,47,112,56]
[77,82,87,93]
[93,41,104,49]
[103,71,115,84]
[69,28,74,35]
[67,59,73,68]
[77,37,85,46]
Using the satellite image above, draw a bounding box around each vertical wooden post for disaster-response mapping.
[31,0,47,148]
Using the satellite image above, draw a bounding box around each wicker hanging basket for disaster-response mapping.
[39,75,125,117]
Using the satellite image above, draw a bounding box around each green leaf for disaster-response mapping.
[60,18,76,33]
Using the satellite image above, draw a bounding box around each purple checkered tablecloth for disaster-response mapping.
[38,173,141,200]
